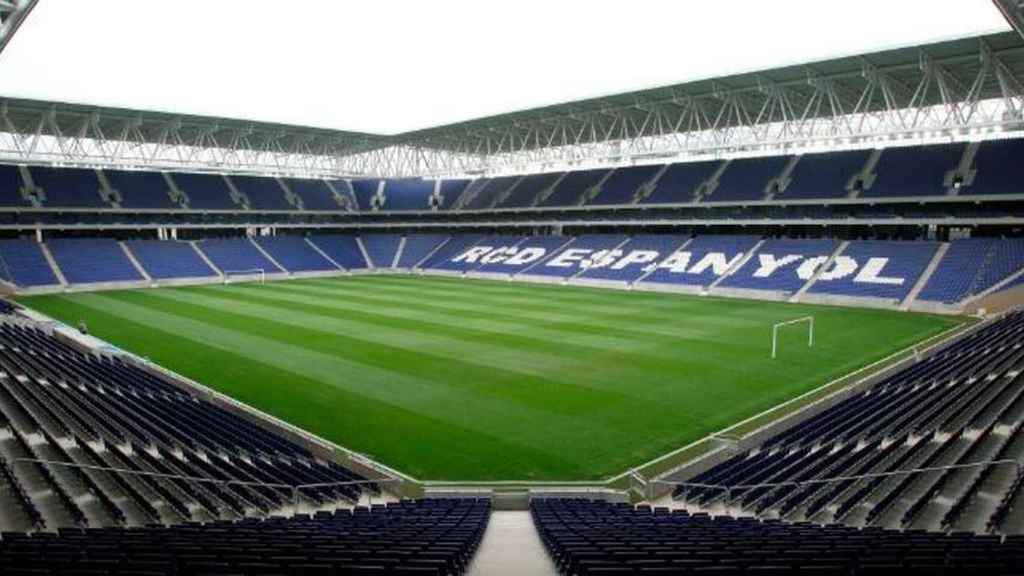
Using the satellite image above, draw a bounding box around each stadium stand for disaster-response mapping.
[537,169,609,207]
[709,156,789,202]
[254,236,337,272]
[124,240,218,280]
[0,239,60,287]
[351,179,381,211]
[438,179,471,211]
[639,160,721,205]
[101,169,178,209]
[641,235,760,287]
[46,238,143,284]
[859,143,963,198]
[396,234,450,269]
[326,179,359,211]
[474,235,574,276]
[307,234,370,270]
[383,178,434,211]
[170,173,238,210]
[808,240,939,301]
[586,165,662,206]
[0,498,489,575]
[442,235,526,273]
[360,234,403,268]
[418,235,485,270]
[460,177,520,210]
[532,498,1024,575]
[962,138,1024,196]
[578,234,689,282]
[776,150,873,200]
[231,176,293,211]
[27,166,107,208]
[718,238,840,295]
[0,319,376,530]
[523,234,628,278]
[282,178,342,211]
[918,238,999,304]
[497,172,563,208]
[0,165,31,207]
[674,312,1024,534]
[195,238,283,274]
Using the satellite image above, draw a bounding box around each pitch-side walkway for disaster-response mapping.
[467,511,558,576]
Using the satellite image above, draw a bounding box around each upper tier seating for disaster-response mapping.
[0,498,489,575]
[231,176,292,211]
[808,240,939,301]
[254,236,336,272]
[383,179,433,211]
[537,169,609,207]
[642,235,760,287]
[0,320,375,532]
[351,179,380,211]
[104,169,177,209]
[860,143,963,198]
[307,235,370,269]
[360,234,402,268]
[718,238,840,294]
[473,235,574,275]
[0,239,60,286]
[282,178,342,211]
[578,234,689,282]
[533,498,1024,575]
[526,234,629,278]
[587,165,662,206]
[775,149,872,200]
[497,172,563,208]
[326,179,359,211]
[438,179,470,210]
[397,234,450,268]
[709,156,789,202]
[639,160,721,205]
[961,138,1024,196]
[461,177,519,210]
[47,238,143,284]
[0,165,31,207]
[675,312,1024,535]
[28,166,107,208]
[195,238,283,273]
[124,240,217,279]
[171,173,238,210]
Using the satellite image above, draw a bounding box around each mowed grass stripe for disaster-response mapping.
[13,296,580,479]
[18,276,961,481]
[96,289,683,455]
[286,277,791,344]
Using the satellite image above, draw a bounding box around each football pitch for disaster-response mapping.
[18,275,962,481]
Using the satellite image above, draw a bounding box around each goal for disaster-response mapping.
[771,316,814,359]
[222,268,266,285]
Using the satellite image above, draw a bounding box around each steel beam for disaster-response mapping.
[0,0,37,56]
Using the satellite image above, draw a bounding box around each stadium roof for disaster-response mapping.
[1,16,1023,177]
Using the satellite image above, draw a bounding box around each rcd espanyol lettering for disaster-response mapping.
[448,244,906,284]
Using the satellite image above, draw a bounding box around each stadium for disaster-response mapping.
[2,1,1024,574]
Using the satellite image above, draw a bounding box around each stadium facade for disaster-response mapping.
[3,4,1024,574]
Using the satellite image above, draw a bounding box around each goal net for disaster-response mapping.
[222,269,266,285]
[771,316,813,359]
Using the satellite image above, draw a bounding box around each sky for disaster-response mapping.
[0,1,1011,135]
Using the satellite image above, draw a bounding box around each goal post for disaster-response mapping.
[222,268,266,285]
[771,316,814,359]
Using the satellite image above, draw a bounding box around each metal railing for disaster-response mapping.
[644,459,1024,514]
[11,457,401,516]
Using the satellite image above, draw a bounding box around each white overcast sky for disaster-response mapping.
[0,1,1011,135]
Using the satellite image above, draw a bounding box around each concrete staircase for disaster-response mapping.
[707,239,765,290]
[119,242,152,282]
[900,242,948,310]
[38,243,68,287]
[791,241,849,302]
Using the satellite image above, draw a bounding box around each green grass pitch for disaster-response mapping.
[17,275,961,481]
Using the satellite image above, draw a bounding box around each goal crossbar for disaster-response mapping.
[222,268,266,285]
[771,316,813,359]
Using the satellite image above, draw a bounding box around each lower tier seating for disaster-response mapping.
[533,498,1024,575]
[0,498,490,576]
